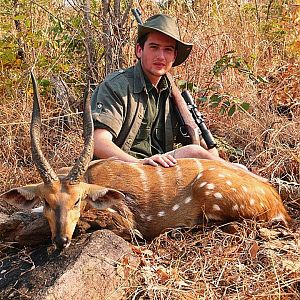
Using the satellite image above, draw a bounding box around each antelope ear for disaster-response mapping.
[0,184,42,209]
[86,185,125,210]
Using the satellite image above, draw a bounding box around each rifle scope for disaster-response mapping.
[181,90,217,149]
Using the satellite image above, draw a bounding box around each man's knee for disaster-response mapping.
[208,146,219,157]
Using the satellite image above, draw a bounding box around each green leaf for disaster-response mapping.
[210,101,220,108]
[177,79,187,88]
[222,100,230,108]
[39,79,50,87]
[14,15,26,21]
[187,82,194,92]
[210,94,222,105]
[228,104,236,116]
[240,102,250,111]
[212,64,227,76]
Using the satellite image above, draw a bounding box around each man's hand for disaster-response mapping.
[141,153,177,168]
[94,129,177,168]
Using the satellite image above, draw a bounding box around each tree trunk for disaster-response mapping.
[82,0,99,84]
[100,0,132,75]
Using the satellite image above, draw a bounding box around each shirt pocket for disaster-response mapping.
[135,121,151,141]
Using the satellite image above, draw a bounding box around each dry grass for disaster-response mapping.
[1,0,300,298]
[117,221,300,299]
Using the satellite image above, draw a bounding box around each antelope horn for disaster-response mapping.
[30,71,58,184]
[65,81,94,183]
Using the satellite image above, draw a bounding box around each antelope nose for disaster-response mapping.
[54,236,70,249]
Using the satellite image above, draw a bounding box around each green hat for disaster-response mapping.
[137,14,193,67]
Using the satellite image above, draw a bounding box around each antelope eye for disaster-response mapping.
[74,199,80,207]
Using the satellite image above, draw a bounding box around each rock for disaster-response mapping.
[0,211,51,246]
[15,216,51,246]
[1,230,140,300]
[0,211,31,240]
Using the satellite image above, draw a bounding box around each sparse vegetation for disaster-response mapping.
[0,0,300,299]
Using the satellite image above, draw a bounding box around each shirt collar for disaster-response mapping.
[133,60,147,94]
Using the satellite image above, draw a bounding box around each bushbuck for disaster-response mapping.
[0,72,291,249]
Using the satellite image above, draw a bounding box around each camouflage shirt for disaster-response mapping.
[91,61,178,158]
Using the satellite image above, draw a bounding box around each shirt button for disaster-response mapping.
[127,138,132,144]
[138,114,143,119]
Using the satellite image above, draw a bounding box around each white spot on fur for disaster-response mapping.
[240,204,245,209]
[158,211,166,217]
[196,173,203,180]
[231,188,237,192]
[213,204,221,211]
[206,213,222,221]
[232,204,239,211]
[218,173,225,178]
[199,182,207,188]
[242,186,248,193]
[214,192,223,199]
[194,159,203,171]
[250,198,255,206]
[140,213,145,219]
[260,188,266,195]
[205,191,211,196]
[146,215,152,221]
[172,204,180,211]
[156,167,166,196]
[132,164,150,194]
[184,196,192,204]
[107,208,117,213]
[226,180,232,186]
[206,183,215,190]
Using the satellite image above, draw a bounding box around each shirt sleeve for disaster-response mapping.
[91,79,125,138]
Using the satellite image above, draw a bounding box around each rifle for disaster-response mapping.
[181,90,217,149]
[131,8,217,149]
[131,8,143,25]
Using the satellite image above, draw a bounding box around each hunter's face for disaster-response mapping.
[136,31,177,86]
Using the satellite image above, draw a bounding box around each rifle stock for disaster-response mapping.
[166,74,201,145]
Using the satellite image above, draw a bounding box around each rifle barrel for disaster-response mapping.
[131,8,143,25]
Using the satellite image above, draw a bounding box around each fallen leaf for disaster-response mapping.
[249,241,259,259]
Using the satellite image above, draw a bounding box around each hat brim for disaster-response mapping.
[138,25,193,67]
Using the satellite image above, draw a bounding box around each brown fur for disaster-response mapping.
[84,158,291,239]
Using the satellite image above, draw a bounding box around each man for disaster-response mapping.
[91,14,220,168]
